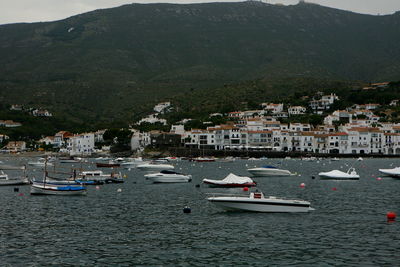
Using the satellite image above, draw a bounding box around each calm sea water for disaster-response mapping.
[1,157,400,266]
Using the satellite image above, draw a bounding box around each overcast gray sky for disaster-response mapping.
[1,0,400,25]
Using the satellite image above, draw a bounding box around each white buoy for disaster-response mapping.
[117,188,122,192]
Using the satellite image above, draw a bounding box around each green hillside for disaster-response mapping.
[0,2,400,124]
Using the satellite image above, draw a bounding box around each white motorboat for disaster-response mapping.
[379,167,400,178]
[137,163,174,172]
[357,157,363,161]
[208,191,312,213]
[144,170,191,183]
[318,168,360,180]
[120,157,149,169]
[247,166,293,177]
[0,171,29,186]
[28,158,53,167]
[203,173,256,188]
[331,157,340,161]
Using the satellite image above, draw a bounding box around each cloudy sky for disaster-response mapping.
[1,0,400,25]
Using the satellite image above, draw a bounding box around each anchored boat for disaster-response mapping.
[203,173,256,188]
[318,168,360,180]
[208,191,312,213]
[247,166,293,177]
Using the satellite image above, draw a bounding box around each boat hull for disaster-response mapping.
[30,184,87,196]
[0,179,29,186]
[203,181,256,188]
[208,197,311,213]
[96,163,120,168]
[146,175,191,183]
[319,174,359,180]
[379,168,400,178]
[318,170,360,180]
[247,168,292,177]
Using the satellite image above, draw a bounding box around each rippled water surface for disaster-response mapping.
[1,157,400,266]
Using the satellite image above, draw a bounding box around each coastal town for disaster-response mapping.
[2,82,400,156]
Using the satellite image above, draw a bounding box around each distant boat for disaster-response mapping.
[77,170,124,184]
[379,167,400,178]
[357,157,363,161]
[59,157,81,163]
[144,170,191,183]
[96,161,120,168]
[203,173,256,188]
[207,191,313,213]
[28,158,53,167]
[0,170,29,186]
[318,168,360,180]
[137,163,174,172]
[30,161,87,195]
[192,157,215,162]
[30,181,87,195]
[247,166,293,177]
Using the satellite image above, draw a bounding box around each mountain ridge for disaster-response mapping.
[0,2,399,123]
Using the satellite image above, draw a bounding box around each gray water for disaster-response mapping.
[1,157,400,266]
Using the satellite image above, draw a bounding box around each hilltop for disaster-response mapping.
[0,2,400,123]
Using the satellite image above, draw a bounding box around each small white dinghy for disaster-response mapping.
[379,167,400,178]
[203,173,256,188]
[207,191,312,213]
[318,168,360,180]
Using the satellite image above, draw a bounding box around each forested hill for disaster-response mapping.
[0,2,400,122]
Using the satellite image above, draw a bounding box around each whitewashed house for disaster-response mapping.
[137,114,167,125]
[67,133,95,156]
[288,106,306,115]
[154,102,171,113]
[262,103,284,114]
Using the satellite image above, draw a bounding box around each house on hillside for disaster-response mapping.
[288,106,306,115]
[4,141,26,152]
[10,104,23,111]
[66,133,95,156]
[32,109,52,117]
[0,120,22,127]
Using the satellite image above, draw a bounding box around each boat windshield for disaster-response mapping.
[160,170,178,174]
[262,166,277,169]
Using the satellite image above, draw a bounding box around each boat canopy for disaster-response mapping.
[222,173,254,183]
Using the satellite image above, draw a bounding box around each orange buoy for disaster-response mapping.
[300,183,305,188]
[332,187,337,191]
[243,187,249,192]
[387,212,396,221]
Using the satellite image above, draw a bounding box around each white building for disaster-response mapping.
[154,102,171,113]
[137,114,167,125]
[32,109,53,117]
[288,106,306,115]
[262,103,284,114]
[67,133,95,156]
[170,125,185,135]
